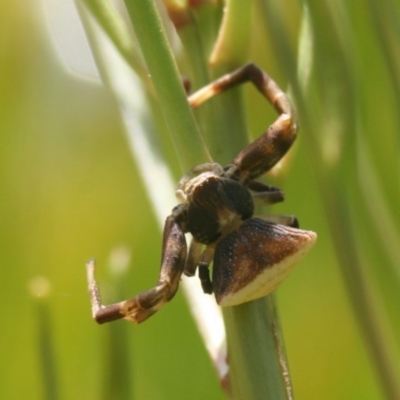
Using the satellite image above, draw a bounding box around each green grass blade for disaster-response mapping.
[123,0,210,172]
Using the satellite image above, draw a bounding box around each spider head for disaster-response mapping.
[175,163,225,204]
[175,163,254,244]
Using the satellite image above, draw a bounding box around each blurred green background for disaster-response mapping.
[1,1,399,399]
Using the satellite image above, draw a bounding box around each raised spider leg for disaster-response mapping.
[188,63,298,183]
[87,215,187,324]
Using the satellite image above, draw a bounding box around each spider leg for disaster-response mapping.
[252,191,284,206]
[87,215,187,324]
[197,245,215,294]
[247,180,285,205]
[183,238,215,294]
[247,180,282,193]
[185,240,215,294]
[188,63,297,183]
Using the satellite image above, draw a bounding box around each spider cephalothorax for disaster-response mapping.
[176,163,254,244]
[87,63,317,324]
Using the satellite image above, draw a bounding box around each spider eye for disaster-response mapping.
[213,218,317,307]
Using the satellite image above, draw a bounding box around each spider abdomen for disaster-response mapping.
[212,218,317,306]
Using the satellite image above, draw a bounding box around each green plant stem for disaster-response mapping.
[209,0,254,68]
[206,0,254,164]
[170,2,222,151]
[208,3,293,398]
[37,301,58,400]
[223,296,292,400]
[123,0,210,172]
[29,278,59,400]
[80,0,146,79]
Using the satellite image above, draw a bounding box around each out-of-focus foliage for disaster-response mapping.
[1,0,399,399]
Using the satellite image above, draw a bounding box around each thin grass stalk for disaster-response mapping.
[80,0,147,80]
[366,0,400,108]
[223,296,293,399]
[29,278,59,400]
[166,1,222,153]
[101,253,135,400]
[206,2,294,397]
[123,0,210,172]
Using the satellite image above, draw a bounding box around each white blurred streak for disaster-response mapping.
[75,3,228,378]
[41,0,100,81]
[181,274,228,379]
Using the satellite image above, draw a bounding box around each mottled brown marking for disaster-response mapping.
[212,218,313,303]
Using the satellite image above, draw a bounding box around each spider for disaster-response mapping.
[87,63,317,324]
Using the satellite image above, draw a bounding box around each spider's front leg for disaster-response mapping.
[188,63,298,183]
[87,214,187,324]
